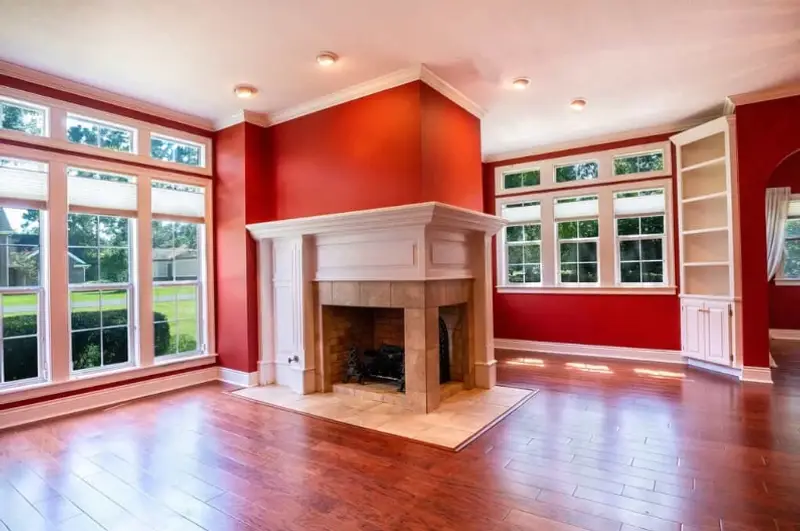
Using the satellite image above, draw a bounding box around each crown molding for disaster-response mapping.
[214,109,270,130]
[419,65,485,118]
[482,116,714,163]
[0,59,215,131]
[722,97,736,116]
[727,82,800,109]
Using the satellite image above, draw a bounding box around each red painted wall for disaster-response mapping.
[484,134,682,351]
[736,95,800,367]
[767,151,800,331]
[420,83,483,210]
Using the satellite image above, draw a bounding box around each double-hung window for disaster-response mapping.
[151,181,207,359]
[501,201,541,284]
[555,195,599,284]
[782,200,800,281]
[67,168,137,373]
[0,158,48,387]
[614,189,667,285]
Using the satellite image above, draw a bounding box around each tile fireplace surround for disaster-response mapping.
[246,202,506,414]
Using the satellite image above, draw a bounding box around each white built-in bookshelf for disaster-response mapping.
[671,117,741,369]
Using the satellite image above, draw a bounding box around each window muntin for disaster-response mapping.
[0,206,43,386]
[613,150,664,176]
[506,224,541,284]
[152,220,203,358]
[68,213,132,372]
[503,169,540,190]
[1,97,47,137]
[66,114,135,154]
[555,161,598,183]
[557,219,599,284]
[151,134,204,168]
[783,215,800,280]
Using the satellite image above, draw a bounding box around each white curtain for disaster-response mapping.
[766,187,792,280]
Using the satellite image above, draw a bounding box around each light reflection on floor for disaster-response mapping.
[565,362,613,374]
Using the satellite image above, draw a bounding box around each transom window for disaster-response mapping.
[503,169,540,190]
[555,161,598,183]
[66,114,135,154]
[1,96,47,137]
[613,150,664,175]
[151,134,203,167]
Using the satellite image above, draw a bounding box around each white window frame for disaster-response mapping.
[0,201,49,390]
[556,208,600,287]
[494,141,672,196]
[504,223,542,286]
[0,142,216,400]
[615,209,668,288]
[0,95,50,137]
[0,86,212,177]
[777,196,800,286]
[496,177,675,295]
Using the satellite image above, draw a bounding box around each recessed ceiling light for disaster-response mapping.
[511,77,530,90]
[233,84,258,99]
[570,98,587,111]
[316,51,339,66]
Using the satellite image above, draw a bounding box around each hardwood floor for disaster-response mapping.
[2,351,800,530]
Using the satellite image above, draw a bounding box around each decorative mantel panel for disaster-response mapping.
[247,202,506,411]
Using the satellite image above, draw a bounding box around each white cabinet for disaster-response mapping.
[681,298,732,366]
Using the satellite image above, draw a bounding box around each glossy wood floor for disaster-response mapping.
[2,349,800,531]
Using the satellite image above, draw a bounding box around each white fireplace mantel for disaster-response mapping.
[246,202,506,397]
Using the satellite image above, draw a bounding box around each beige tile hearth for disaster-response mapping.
[231,384,536,450]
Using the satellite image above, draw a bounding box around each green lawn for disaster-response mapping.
[2,285,198,324]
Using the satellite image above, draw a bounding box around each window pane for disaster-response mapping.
[1,98,46,136]
[176,320,198,353]
[523,244,540,263]
[102,327,129,366]
[523,224,541,241]
[578,263,598,283]
[785,219,800,238]
[68,213,99,246]
[578,220,598,238]
[4,337,39,382]
[69,248,98,283]
[71,291,100,329]
[640,239,663,261]
[578,242,597,262]
[641,216,665,235]
[174,250,198,281]
[0,208,41,288]
[508,246,523,265]
[72,329,101,370]
[99,216,129,246]
[503,169,540,189]
[175,223,198,250]
[560,243,577,263]
[558,221,578,239]
[3,293,37,337]
[620,262,641,283]
[152,221,175,248]
[67,115,133,153]
[504,172,522,189]
[508,264,524,283]
[560,265,578,283]
[784,240,800,278]
[506,226,523,242]
[101,290,128,326]
[151,135,202,167]
[555,161,598,183]
[99,248,129,283]
[154,321,174,356]
[613,151,664,175]
[642,262,664,283]
[154,286,176,322]
[617,218,640,236]
[619,241,640,261]
[523,265,541,283]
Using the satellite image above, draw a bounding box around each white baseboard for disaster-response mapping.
[0,366,219,431]
[686,357,742,379]
[495,338,684,365]
[275,363,316,394]
[218,367,259,388]
[741,366,774,384]
[770,328,800,341]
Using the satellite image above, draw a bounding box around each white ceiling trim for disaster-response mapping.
[419,65,485,118]
[725,82,800,112]
[482,116,715,164]
[0,60,215,131]
[215,109,270,131]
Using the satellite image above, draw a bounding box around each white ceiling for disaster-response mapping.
[1,0,799,158]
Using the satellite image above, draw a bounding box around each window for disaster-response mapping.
[555,161,598,183]
[503,169,540,190]
[506,224,541,284]
[151,134,204,167]
[0,207,44,385]
[153,221,201,358]
[1,96,47,137]
[782,202,800,280]
[613,150,664,175]
[66,114,135,153]
[556,195,599,284]
[615,189,666,285]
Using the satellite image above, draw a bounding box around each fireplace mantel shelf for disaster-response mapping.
[246,202,506,240]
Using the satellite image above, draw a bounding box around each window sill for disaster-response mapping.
[0,353,217,406]
[775,278,800,287]
[497,285,677,295]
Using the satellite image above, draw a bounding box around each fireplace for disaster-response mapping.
[247,202,505,415]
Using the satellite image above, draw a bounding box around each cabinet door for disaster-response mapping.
[705,302,732,365]
[681,300,705,360]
